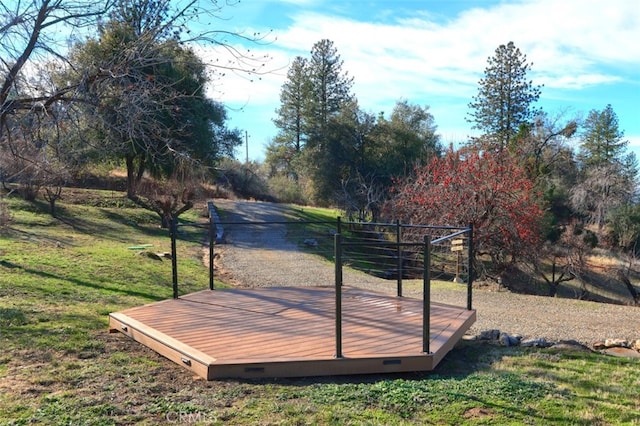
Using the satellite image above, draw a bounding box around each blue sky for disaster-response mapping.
[195,0,640,162]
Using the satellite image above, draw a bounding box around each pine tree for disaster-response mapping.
[571,104,636,231]
[267,56,310,179]
[468,41,542,152]
[305,39,354,149]
[577,104,628,168]
[273,56,309,154]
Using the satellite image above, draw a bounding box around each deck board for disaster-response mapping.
[109,286,475,379]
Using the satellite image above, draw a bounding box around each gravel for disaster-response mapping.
[213,199,640,346]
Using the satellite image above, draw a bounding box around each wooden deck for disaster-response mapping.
[109,287,476,379]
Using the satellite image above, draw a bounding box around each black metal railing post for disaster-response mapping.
[170,218,179,299]
[334,233,343,358]
[396,219,403,297]
[209,218,215,291]
[423,234,431,354]
[466,223,473,310]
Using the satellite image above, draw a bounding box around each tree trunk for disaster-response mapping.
[125,154,146,198]
[160,213,171,229]
[126,154,136,198]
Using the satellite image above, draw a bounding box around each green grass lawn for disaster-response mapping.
[1,190,639,425]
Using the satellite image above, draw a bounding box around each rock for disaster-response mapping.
[604,338,629,348]
[498,333,511,346]
[521,338,551,348]
[593,341,606,350]
[304,238,318,248]
[603,347,640,358]
[552,340,592,352]
[499,332,522,347]
[631,339,640,351]
[478,329,500,340]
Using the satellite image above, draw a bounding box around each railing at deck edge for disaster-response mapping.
[169,202,474,358]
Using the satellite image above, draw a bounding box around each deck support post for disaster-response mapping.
[334,233,343,358]
[209,217,215,291]
[170,218,179,299]
[423,235,431,354]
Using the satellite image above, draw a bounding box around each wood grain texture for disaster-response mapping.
[109,287,476,379]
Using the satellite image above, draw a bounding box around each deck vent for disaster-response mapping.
[244,367,265,373]
[383,359,402,365]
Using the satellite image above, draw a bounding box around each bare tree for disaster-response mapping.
[525,221,599,298]
[1,0,271,134]
[0,103,71,196]
[0,0,114,134]
[338,173,384,222]
[1,0,273,221]
[517,112,577,178]
[570,163,632,231]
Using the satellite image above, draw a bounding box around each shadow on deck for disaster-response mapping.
[109,286,476,379]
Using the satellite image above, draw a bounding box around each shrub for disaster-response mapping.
[267,174,307,205]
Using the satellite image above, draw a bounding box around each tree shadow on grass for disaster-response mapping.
[0,260,166,302]
[7,198,178,245]
[55,209,168,243]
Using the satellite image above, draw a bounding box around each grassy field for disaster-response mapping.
[1,190,639,425]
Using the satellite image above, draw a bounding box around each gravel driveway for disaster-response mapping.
[213,199,640,345]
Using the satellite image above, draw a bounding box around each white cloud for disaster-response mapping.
[540,74,622,90]
[627,135,640,150]
[192,43,289,105]
[194,0,639,158]
[204,0,639,110]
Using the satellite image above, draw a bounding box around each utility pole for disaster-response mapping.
[245,131,249,164]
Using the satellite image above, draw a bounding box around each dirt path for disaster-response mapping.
[210,199,640,345]
[212,199,396,291]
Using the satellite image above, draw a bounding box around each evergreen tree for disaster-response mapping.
[571,105,636,231]
[319,100,377,211]
[305,39,354,150]
[270,39,354,204]
[468,41,542,152]
[577,104,628,168]
[267,56,309,179]
[375,100,441,179]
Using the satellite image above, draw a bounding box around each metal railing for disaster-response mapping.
[168,203,473,357]
[334,234,434,356]
[167,201,221,298]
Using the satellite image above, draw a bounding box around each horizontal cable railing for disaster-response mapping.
[170,204,473,311]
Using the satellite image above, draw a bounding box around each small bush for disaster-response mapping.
[216,159,272,201]
[267,175,307,205]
